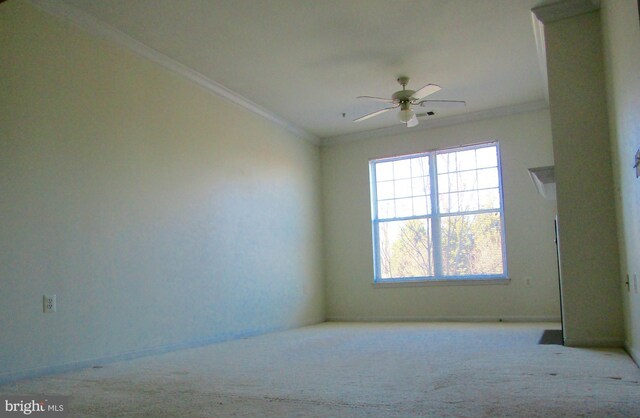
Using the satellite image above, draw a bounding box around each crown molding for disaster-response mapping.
[26,0,319,145]
[531,0,600,23]
[321,100,550,146]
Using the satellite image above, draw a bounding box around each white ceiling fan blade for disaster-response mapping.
[406,114,419,128]
[412,84,441,100]
[418,99,466,109]
[353,106,398,122]
[357,96,395,103]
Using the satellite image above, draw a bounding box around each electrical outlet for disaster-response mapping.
[524,276,532,287]
[43,295,56,313]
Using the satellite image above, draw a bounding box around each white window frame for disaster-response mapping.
[369,141,508,284]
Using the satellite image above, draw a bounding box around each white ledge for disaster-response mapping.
[373,278,510,288]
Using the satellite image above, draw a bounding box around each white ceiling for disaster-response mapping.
[50,0,550,141]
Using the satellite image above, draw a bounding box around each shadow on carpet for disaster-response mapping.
[538,329,563,345]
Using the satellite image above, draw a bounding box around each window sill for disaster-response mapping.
[372,277,510,288]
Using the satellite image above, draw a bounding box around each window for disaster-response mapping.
[369,142,507,283]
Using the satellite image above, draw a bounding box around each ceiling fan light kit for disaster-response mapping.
[354,76,466,128]
[398,102,415,123]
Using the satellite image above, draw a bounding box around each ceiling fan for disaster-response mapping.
[354,76,465,127]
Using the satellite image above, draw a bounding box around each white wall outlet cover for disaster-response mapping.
[43,295,56,313]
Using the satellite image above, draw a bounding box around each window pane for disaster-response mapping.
[437,174,449,193]
[438,173,458,193]
[476,147,497,168]
[479,188,500,209]
[477,167,499,189]
[377,180,394,200]
[411,157,429,177]
[394,179,412,198]
[378,200,395,219]
[395,197,413,217]
[393,159,411,179]
[412,196,429,216]
[439,192,459,213]
[458,170,477,191]
[376,161,394,181]
[458,191,479,212]
[456,149,477,171]
[437,153,456,173]
[440,212,504,276]
[411,176,429,196]
[439,193,450,213]
[378,219,434,279]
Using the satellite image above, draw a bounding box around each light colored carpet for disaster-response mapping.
[2,322,639,417]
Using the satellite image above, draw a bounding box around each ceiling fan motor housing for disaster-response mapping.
[393,76,415,103]
[392,90,415,103]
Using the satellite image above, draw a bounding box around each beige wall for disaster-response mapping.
[544,11,623,346]
[322,109,560,321]
[0,1,324,381]
[601,0,640,358]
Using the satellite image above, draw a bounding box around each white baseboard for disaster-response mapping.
[326,315,561,323]
[563,338,625,348]
[0,323,308,386]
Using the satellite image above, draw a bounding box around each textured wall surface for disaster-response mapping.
[0,1,324,380]
[544,11,623,346]
[601,0,640,358]
[322,109,560,321]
